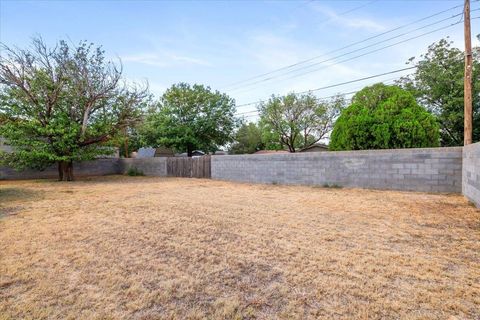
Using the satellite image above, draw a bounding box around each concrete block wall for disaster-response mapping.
[462,142,480,207]
[212,147,463,193]
[0,158,167,180]
[118,158,168,176]
[0,159,119,180]
[1,147,475,201]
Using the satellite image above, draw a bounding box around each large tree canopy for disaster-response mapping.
[141,83,239,156]
[0,37,148,180]
[229,122,264,154]
[258,93,344,152]
[330,83,440,150]
[398,38,480,146]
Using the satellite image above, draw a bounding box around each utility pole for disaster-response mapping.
[464,0,473,145]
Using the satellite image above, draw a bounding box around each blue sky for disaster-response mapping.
[1,0,479,118]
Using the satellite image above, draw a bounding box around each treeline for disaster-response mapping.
[0,37,478,180]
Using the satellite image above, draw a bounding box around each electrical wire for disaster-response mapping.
[235,75,405,116]
[234,66,416,109]
[228,12,468,93]
[221,3,465,90]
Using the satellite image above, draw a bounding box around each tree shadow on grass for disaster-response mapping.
[0,188,43,219]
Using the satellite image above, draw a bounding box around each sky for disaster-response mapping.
[1,0,479,119]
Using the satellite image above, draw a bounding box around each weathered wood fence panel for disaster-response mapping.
[167,156,211,178]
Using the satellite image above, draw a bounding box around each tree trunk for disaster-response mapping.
[187,145,193,157]
[288,135,296,153]
[66,161,74,181]
[58,161,64,181]
[123,127,129,157]
[57,161,74,181]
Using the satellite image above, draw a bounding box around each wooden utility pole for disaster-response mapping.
[464,0,473,145]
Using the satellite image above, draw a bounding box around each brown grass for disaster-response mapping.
[0,176,479,319]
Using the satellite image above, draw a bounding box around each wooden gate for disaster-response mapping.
[166,156,211,178]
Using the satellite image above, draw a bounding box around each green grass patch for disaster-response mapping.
[126,167,144,176]
[322,183,343,189]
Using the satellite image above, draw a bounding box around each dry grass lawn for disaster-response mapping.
[0,176,479,319]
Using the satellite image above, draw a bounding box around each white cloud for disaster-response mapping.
[220,4,390,100]
[223,30,371,101]
[311,3,386,32]
[246,33,306,70]
[122,51,211,68]
[122,53,167,67]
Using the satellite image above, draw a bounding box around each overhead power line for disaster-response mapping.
[233,17,471,95]
[233,13,480,111]
[221,3,465,90]
[228,11,469,93]
[235,12,480,116]
[300,66,415,94]
[238,87,387,118]
[234,66,416,109]
[235,75,405,116]
[316,0,379,27]
[335,0,378,16]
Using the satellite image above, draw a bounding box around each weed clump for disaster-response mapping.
[126,167,144,176]
[322,183,343,189]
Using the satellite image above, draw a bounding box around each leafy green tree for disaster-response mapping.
[116,126,145,158]
[229,122,264,154]
[257,119,312,151]
[330,83,440,150]
[0,38,148,180]
[398,37,480,146]
[141,83,239,156]
[258,93,344,152]
[258,119,284,151]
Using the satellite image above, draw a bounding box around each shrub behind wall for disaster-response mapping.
[330,83,440,150]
